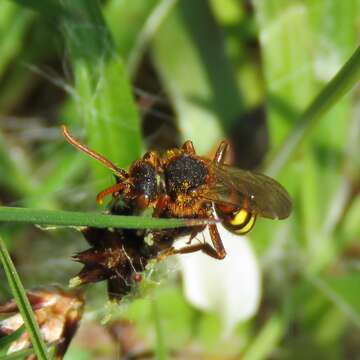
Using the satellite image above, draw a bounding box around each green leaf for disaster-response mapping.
[60,0,143,191]
[0,206,207,229]
[12,0,144,192]
[0,237,49,360]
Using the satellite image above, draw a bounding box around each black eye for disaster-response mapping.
[132,163,158,201]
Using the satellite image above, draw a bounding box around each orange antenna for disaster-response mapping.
[96,182,127,205]
[62,125,127,179]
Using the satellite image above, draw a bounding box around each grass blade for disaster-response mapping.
[0,2,34,77]
[253,0,316,148]
[0,326,25,352]
[0,348,33,360]
[243,313,284,360]
[306,273,360,328]
[127,0,178,77]
[105,0,178,77]
[0,207,207,229]
[105,0,158,62]
[151,0,243,153]
[0,237,49,360]
[266,45,360,177]
[152,299,167,360]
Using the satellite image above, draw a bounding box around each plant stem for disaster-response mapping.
[266,45,360,177]
[0,237,49,360]
[0,206,208,229]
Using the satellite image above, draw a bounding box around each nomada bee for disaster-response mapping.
[63,126,292,262]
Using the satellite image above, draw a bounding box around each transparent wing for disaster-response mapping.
[204,163,292,219]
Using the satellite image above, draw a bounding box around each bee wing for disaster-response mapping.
[204,163,292,220]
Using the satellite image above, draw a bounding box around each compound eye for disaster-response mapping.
[131,162,158,202]
[223,208,257,235]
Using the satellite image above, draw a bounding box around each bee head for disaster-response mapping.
[129,160,160,208]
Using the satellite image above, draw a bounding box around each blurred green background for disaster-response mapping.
[0,0,359,359]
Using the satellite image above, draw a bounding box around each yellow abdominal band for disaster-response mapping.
[228,208,256,235]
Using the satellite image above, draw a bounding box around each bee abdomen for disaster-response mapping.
[227,209,256,234]
[216,205,256,235]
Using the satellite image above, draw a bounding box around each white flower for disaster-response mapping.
[177,224,261,336]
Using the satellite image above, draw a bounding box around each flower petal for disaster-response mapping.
[178,224,261,335]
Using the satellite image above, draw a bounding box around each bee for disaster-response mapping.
[63,126,292,262]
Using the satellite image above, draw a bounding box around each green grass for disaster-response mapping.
[0,237,49,360]
[266,45,360,176]
[0,206,208,229]
[0,325,25,356]
[0,349,34,360]
[0,0,359,359]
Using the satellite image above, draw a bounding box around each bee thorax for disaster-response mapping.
[165,155,208,196]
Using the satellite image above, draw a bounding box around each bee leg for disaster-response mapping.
[154,194,171,216]
[182,140,196,155]
[157,224,226,260]
[96,182,127,205]
[157,241,225,261]
[214,140,230,164]
[186,226,206,244]
[208,223,226,259]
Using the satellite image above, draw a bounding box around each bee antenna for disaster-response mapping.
[62,125,127,179]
